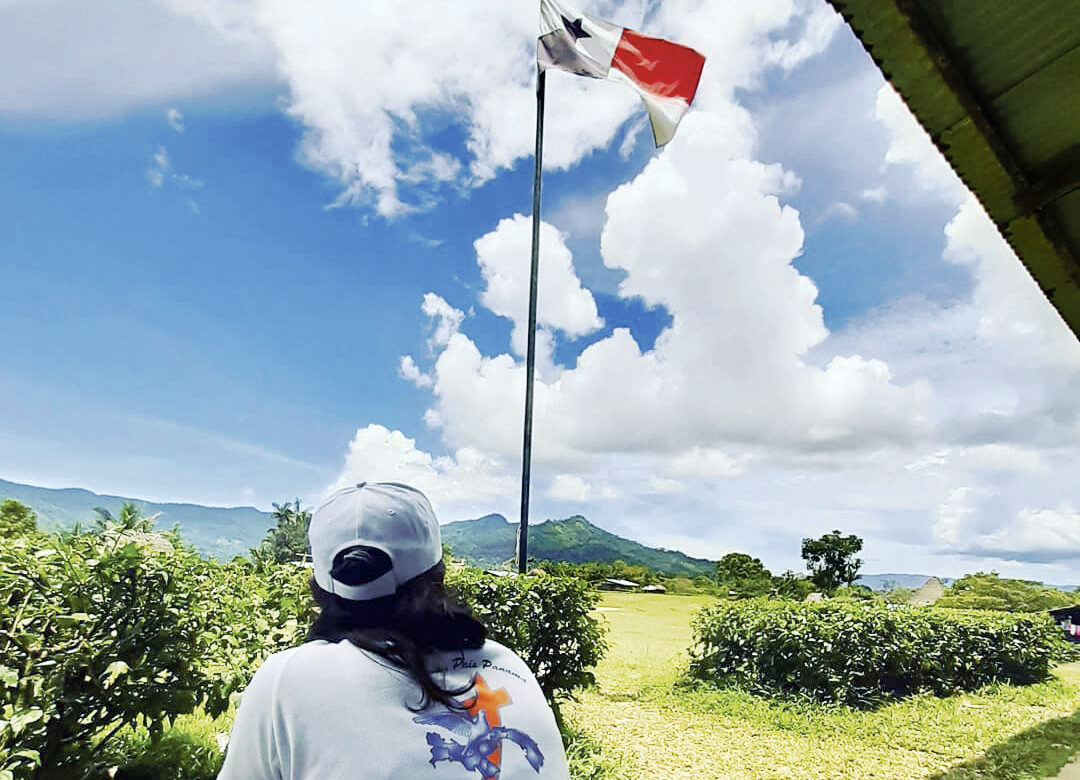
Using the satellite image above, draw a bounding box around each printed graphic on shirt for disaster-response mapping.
[413,674,545,778]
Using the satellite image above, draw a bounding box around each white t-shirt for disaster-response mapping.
[217,639,570,780]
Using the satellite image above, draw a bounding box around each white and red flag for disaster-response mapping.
[537,0,706,146]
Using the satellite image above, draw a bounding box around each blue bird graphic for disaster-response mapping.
[413,709,545,778]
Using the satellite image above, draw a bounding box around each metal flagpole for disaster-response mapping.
[516,67,546,574]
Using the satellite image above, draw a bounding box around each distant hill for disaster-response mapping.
[856,572,1077,594]
[441,513,717,577]
[0,478,271,560]
[856,573,953,591]
[2,479,716,575]
[5,478,1075,592]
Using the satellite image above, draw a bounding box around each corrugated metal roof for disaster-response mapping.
[829,0,1080,340]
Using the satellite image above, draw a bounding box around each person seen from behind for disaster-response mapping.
[218,481,570,779]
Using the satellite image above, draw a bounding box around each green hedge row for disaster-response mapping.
[0,530,605,778]
[688,598,1061,707]
[449,567,607,704]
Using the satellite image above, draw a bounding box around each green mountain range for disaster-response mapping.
[12,478,1069,592]
[0,478,716,574]
[0,478,271,560]
[440,513,717,577]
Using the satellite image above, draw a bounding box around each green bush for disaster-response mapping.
[936,572,1075,612]
[448,569,607,704]
[0,531,602,778]
[107,723,224,780]
[0,531,208,778]
[188,560,314,717]
[688,598,1060,708]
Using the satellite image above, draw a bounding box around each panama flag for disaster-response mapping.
[537,0,706,146]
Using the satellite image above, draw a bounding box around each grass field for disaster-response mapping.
[563,592,1080,780]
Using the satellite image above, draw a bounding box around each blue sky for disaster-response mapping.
[2,0,1078,582]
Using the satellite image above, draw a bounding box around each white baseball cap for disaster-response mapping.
[310,481,442,601]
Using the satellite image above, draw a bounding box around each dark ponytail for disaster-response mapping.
[306,548,487,712]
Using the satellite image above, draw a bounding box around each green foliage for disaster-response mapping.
[93,503,156,534]
[535,560,723,596]
[250,499,311,565]
[537,560,661,586]
[107,720,224,780]
[936,572,1075,612]
[564,592,1080,780]
[800,530,863,594]
[0,513,313,778]
[0,527,208,777]
[883,586,915,605]
[0,518,605,776]
[448,569,607,704]
[772,570,816,600]
[832,584,875,601]
[688,599,1061,708]
[0,501,36,538]
[716,553,773,598]
[188,560,314,716]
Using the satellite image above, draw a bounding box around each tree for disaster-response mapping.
[0,499,36,537]
[936,572,1074,612]
[253,499,311,564]
[716,552,773,598]
[93,502,156,533]
[883,586,914,605]
[773,570,815,601]
[801,530,863,594]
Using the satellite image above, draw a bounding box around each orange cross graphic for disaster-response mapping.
[463,674,512,768]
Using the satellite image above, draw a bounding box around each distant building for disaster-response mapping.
[598,578,639,591]
[1050,605,1080,643]
[641,584,666,594]
[910,577,946,606]
[805,592,825,603]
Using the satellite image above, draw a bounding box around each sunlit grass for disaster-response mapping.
[561,591,1080,780]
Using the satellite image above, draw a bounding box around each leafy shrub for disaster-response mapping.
[0,530,208,777]
[1054,637,1080,663]
[0,501,37,539]
[936,572,1075,612]
[107,722,224,780]
[689,598,1060,707]
[448,569,607,704]
[188,560,314,716]
[0,529,602,778]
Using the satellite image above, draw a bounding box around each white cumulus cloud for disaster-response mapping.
[398,355,432,388]
[874,83,965,203]
[417,109,928,476]
[166,107,185,132]
[548,474,592,502]
[0,0,276,120]
[332,424,516,520]
[475,215,603,355]
[420,293,465,352]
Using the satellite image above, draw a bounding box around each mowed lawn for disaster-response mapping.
[563,592,1080,780]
